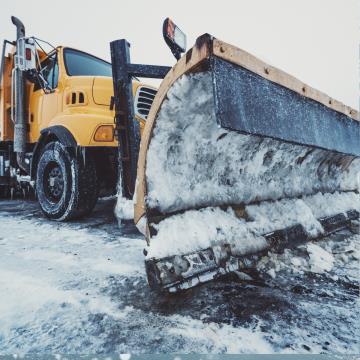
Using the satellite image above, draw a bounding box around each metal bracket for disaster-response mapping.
[110,39,171,199]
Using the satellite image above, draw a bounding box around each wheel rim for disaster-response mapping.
[43,161,64,203]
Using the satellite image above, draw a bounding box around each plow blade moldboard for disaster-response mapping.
[134,34,360,291]
[145,210,359,293]
[212,56,359,156]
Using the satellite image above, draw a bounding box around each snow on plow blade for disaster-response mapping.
[134,34,360,292]
[145,210,359,293]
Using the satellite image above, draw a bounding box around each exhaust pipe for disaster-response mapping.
[11,16,29,173]
[11,16,25,39]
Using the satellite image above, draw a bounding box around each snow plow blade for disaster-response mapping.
[145,210,359,293]
[134,34,360,291]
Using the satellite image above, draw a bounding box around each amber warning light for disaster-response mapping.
[163,18,187,60]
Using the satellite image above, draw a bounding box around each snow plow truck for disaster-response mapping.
[1,17,359,292]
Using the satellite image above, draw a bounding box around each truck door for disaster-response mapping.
[28,54,59,143]
[40,54,59,130]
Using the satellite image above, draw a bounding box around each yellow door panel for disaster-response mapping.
[41,90,59,129]
[28,85,43,143]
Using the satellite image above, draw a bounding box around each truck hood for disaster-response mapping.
[92,77,145,107]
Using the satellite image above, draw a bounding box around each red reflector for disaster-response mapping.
[166,19,175,40]
[25,47,32,61]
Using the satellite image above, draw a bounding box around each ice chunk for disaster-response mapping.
[306,243,335,273]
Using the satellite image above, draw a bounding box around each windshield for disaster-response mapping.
[64,48,112,77]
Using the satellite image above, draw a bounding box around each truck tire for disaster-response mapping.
[36,141,98,221]
[0,186,10,198]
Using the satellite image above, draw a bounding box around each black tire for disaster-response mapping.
[35,141,98,221]
[0,185,10,198]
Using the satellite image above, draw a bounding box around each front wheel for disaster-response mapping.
[36,141,98,221]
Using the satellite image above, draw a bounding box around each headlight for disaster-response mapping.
[94,125,114,142]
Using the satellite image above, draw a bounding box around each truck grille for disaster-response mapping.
[134,86,157,120]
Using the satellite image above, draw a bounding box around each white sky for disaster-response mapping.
[1,0,359,109]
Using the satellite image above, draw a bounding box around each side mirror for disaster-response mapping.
[163,18,186,60]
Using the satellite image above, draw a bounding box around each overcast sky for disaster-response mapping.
[1,0,358,109]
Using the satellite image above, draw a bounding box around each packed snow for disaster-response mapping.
[147,191,360,258]
[0,199,359,354]
[147,207,268,258]
[145,72,360,214]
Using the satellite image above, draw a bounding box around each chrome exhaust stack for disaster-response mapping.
[11,16,29,173]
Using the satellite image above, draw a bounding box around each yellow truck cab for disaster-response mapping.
[28,46,151,146]
[0,17,156,220]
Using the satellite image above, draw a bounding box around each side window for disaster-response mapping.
[46,61,59,89]
[34,55,58,91]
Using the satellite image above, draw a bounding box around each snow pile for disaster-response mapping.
[147,191,360,258]
[115,195,134,221]
[303,191,360,218]
[145,71,360,214]
[246,197,323,238]
[247,191,360,236]
[115,173,134,224]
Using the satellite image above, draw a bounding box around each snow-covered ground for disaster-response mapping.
[0,199,359,355]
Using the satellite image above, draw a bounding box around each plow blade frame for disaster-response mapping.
[110,39,171,199]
